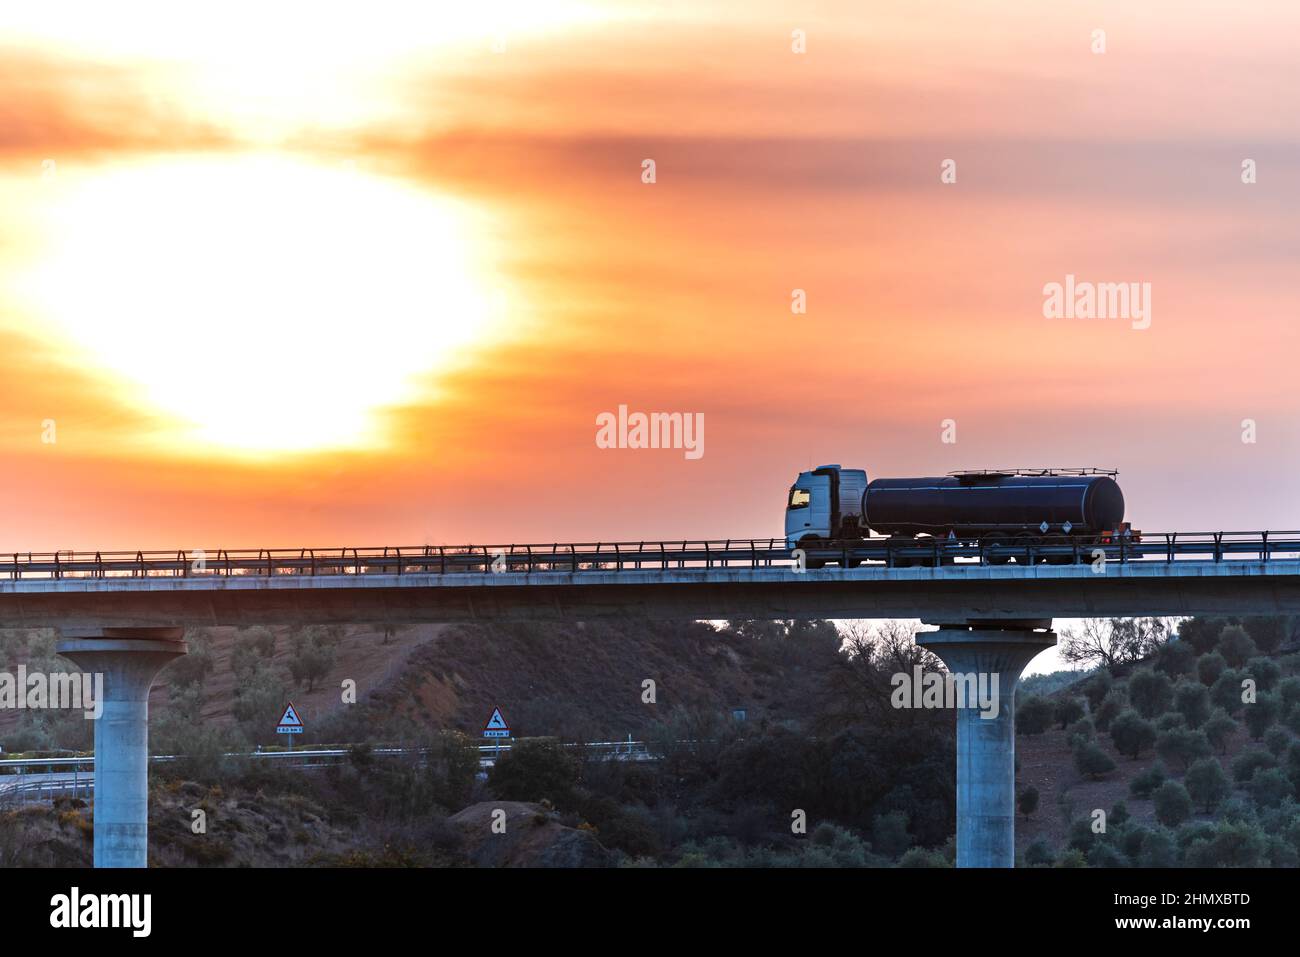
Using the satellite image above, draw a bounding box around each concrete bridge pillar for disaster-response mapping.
[916,620,1056,868]
[56,627,187,868]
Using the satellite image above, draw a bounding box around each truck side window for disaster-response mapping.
[788,488,811,508]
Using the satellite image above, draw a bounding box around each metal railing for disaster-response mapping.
[3,532,1300,581]
[0,740,656,804]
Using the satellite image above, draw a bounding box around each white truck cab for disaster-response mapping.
[784,464,868,548]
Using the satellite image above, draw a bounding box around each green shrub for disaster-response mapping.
[1286,741,1300,783]
[1152,781,1193,827]
[1184,821,1266,867]
[1023,839,1054,867]
[1184,758,1231,813]
[1249,768,1294,809]
[1217,625,1258,668]
[1110,710,1157,759]
[1176,821,1217,850]
[1067,817,1099,854]
[1231,748,1277,784]
[1156,640,1196,678]
[1088,841,1128,868]
[1066,717,1095,748]
[286,626,339,693]
[578,799,662,857]
[1278,677,1300,710]
[1285,703,1300,737]
[1263,726,1292,758]
[1054,697,1085,730]
[1203,710,1238,754]
[426,730,480,811]
[1093,690,1127,732]
[1018,785,1039,820]
[1128,670,1173,719]
[1119,822,1147,859]
[1156,712,1187,732]
[871,810,912,859]
[1267,836,1300,867]
[230,664,290,743]
[1243,692,1281,740]
[1130,762,1168,799]
[230,626,277,678]
[166,630,216,691]
[1155,728,1211,771]
[898,847,948,868]
[1211,669,1247,714]
[1138,828,1178,867]
[1109,801,1130,827]
[1083,669,1113,710]
[1197,651,1227,686]
[1173,681,1212,728]
[488,737,581,807]
[1246,657,1282,693]
[1244,617,1291,655]
[1074,741,1116,779]
[1017,695,1053,736]
[1179,617,1226,655]
[1218,797,1253,824]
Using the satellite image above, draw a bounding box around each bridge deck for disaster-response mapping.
[2,548,1300,626]
[3,530,1299,582]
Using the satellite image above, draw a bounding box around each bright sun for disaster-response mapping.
[18,153,501,456]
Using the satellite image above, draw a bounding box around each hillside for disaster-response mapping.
[0,618,845,751]
[1012,617,1300,866]
[4,616,1299,868]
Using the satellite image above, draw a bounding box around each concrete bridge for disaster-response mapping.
[3,532,1299,869]
[1,560,1300,627]
[4,533,1300,628]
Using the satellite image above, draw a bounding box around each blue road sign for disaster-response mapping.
[483,706,510,738]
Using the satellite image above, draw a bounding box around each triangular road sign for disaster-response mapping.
[483,707,510,737]
[277,702,303,729]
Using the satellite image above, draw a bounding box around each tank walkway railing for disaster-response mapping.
[3,532,1300,580]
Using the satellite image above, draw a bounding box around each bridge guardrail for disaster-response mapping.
[4,533,1300,579]
[0,740,653,774]
[0,740,657,805]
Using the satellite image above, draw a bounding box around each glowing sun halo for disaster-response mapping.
[19,154,501,456]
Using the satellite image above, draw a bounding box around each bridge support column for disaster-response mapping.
[56,628,187,868]
[916,620,1056,868]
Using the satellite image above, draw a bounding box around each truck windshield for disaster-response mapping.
[788,488,811,508]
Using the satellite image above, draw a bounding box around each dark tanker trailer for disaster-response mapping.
[784,464,1136,562]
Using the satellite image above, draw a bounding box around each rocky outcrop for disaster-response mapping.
[447,801,613,867]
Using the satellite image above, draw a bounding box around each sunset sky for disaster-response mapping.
[1,1,1299,551]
